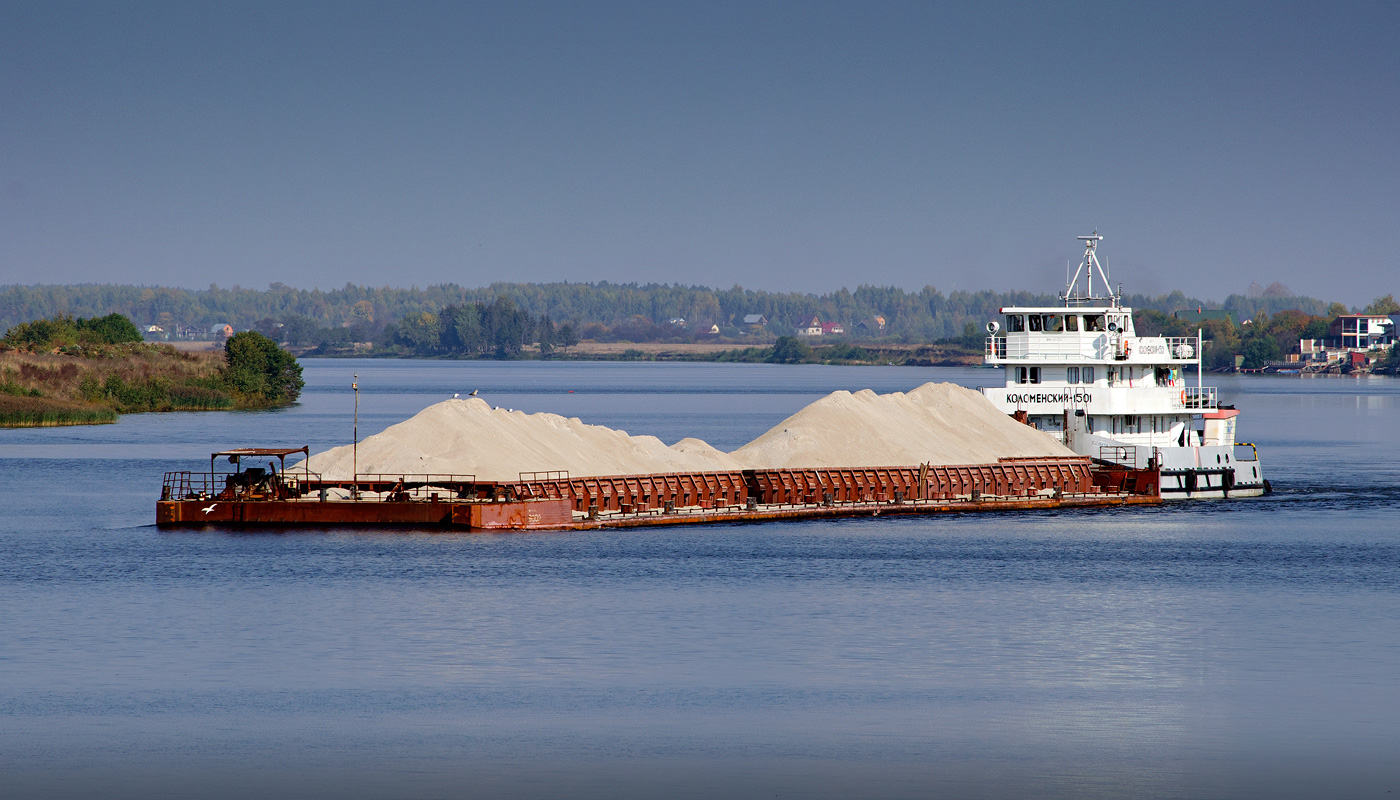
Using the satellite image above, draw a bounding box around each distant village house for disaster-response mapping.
[854,316,886,334]
[1328,314,1395,351]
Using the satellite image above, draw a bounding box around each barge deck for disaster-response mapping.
[157,451,1161,531]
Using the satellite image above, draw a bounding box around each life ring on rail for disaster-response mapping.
[1180,389,1187,405]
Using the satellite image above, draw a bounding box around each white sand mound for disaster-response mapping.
[302,397,743,482]
[728,382,1071,468]
[300,383,1072,481]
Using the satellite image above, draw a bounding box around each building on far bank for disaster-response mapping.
[853,316,886,334]
[1328,314,1394,350]
[796,316,822,336]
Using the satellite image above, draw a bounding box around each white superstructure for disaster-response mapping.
[980,233,1268,499]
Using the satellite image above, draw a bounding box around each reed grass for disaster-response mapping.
[0,395,118,426]
[0,346,233,426]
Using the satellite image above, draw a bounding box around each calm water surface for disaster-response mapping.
[2,361,1398,799]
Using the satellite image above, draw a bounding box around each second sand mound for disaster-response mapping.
[729,382,1071,468]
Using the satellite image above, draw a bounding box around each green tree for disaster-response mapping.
[75,313,143,344]
[3,316,74,347]
[223,331,304,404]
[1363,294,1399,315]
[769,336,813,364]
[393,311,442,354]
[557,323,579,352]
[1240,334,1280,369]
[441,304,483,354]
[537,313,556,354]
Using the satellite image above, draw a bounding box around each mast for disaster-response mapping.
[1062,231,1115,307]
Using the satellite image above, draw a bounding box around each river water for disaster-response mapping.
[2,361,1398,799]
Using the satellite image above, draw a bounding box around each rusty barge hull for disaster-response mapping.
[157,492,1157,531]
[157,456,1160,531]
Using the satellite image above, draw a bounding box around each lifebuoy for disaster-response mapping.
[1180,389,1187,405]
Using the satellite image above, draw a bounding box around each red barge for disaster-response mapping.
[156,447,1161,531]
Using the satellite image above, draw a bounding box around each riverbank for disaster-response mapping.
[0,335,303,427]
[0,345,228,427]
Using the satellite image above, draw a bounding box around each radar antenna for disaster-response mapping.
[1061,231,1116,307]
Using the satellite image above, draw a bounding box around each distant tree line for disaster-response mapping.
[2,280,1391,355]
[378,298,580,358]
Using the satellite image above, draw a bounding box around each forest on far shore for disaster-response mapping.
[3,281,1395,371]
[0,279,1366,343]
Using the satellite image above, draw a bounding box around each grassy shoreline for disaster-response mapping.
[0,340,302,427]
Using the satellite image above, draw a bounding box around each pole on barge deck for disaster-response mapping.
[352,374,359,501]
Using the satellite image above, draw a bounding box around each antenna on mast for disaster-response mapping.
[1063,231,1114,306]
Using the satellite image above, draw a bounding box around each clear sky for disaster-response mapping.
[2,1,1396,305]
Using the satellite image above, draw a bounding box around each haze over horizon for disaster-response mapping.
[3,2,1396,306]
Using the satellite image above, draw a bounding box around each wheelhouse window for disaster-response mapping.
[1028,315,1043,332]
[1084,315,1105,332]
[1065,315,1080,332]
[1016,367,1041,384]
[1043,315,1064,332]
[1006,315,1025,332]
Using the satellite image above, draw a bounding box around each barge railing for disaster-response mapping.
[159,454,1162,529]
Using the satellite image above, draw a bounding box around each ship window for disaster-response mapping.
[1028,315,1043,332]
[1065,315,1080,332]
[1085,315,1105,332]
[1082,367,1095,383]
[1006,315,1025,332]
[1016,367,1041,384]
[1067,367,1080,383]
[1043,315,1064,332]
[1030,367,1040,384]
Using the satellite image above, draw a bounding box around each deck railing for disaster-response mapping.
[987,334,1201,361]
[1163,337,1197,359]
[1183,387,1218,410]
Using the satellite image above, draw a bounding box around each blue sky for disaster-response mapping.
[2,1,1396,304]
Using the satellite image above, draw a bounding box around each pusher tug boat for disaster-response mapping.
[980,233,1268,499]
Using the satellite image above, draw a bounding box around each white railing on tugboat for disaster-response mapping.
[1163,337,1196,359]
[1182,387,1217,410]
[985,335,1105,360]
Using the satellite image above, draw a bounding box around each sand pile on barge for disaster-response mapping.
[303,398,743,481]
[301,383,1072,482]
[730,383,1070,468]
